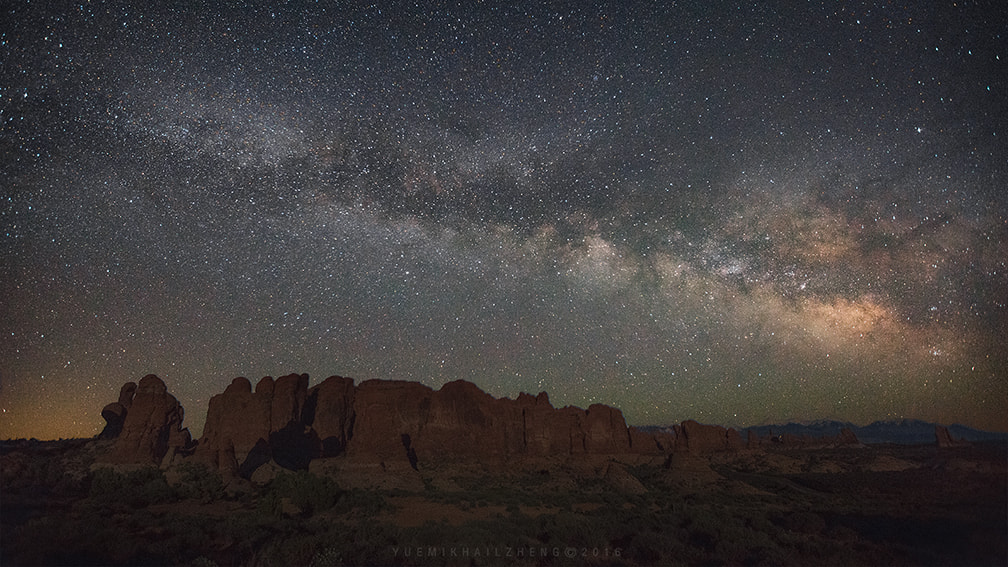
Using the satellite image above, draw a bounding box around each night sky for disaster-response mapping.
[2,1,1006,440]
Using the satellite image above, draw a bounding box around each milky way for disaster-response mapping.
[2,1,1006,439]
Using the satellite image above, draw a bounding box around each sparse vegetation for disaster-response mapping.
[169,461,226,502]
[89,465,174,508]
[2,439,1006,565]
[258,469,345,517]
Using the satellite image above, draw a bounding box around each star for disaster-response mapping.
[0,1,1005,439]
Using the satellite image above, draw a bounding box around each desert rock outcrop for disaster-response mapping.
[104,375,190,465]
[98,403,127,440]
[628,426,667,455]
[194,373,316,476]
[100,373,768,476]
[935,425,969,448]
[681,420,734,453]
[838,427,860,446]
[308,375,356,457]
[97,382,138,440]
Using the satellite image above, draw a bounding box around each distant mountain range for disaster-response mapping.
[638,420,1008,445]
[738,419,1008,445]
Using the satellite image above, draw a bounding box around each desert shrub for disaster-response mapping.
[680,505,741,560]
[10,505,220,566]
[333,487,387,516]
[218,510,282,562]
[263,470,344,516]
[621,529,673,565]
[257,530,336,567]
[8,513,142,565]
[532,511,611,549]
[256,472,386,520]
[338,520,402,565]
[310,546,345,567]
[138,513,215,565]
[780,510,827,535]
[89,466,173,508]
[171,461,225,502]
[256,489,282,517]
[2,449,89,497]
[463,483,507,506]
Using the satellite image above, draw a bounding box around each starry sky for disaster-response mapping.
[2,1,1006,440]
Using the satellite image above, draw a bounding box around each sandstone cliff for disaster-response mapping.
[101,375,191,465]
[98,373,779,478]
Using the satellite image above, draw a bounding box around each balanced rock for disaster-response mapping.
[97,382,138,440]
[936,425,954,447]
[98,402,127,440]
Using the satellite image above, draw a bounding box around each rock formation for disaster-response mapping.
[192,375,670,475]
[726,428,744,450]
[411,379,526,460]
[604,461,647,495]
[680,420,735,453]
[585,404,633,453]
[193,377,267,475]
[103,375,190,465]
[628,426,670,455]
[521,391,583,455]
[308,375,356,457]
[100,373,772,477]
[935,425,969,448]
[341,379,638,466]
[838,427,860,446]
[344,379,431,463]
[194,373,316,476]
[98,382,137,440]
[98,403,127,440]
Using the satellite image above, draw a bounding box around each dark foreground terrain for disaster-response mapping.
[2,438,1005,566]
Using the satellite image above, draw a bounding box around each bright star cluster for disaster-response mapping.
[1,1,1005,439]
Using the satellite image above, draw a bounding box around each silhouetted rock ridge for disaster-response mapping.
[97,374,867,478]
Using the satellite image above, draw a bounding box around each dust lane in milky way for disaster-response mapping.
[1,1,1006,439]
